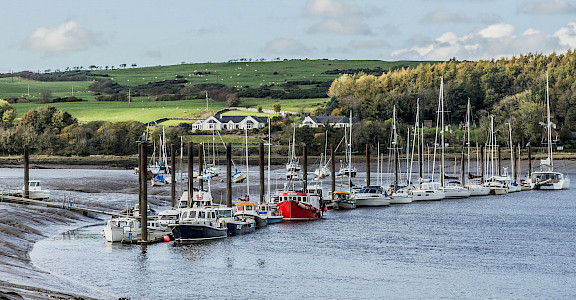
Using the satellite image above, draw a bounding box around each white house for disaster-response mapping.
[193,115,269,131]
[299,116,358,128]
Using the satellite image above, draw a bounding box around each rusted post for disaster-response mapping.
[528,145,532,175]
[497,145,501,176]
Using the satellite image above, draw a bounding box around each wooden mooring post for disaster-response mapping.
[171,144,176,208]
[331,145,335,202]
[188,142,194,207]
[366,144,370,187]
[139,142,148,242]
[302,143,308,193]
[226,143,232,207]
[24,146,29,199]
[259,143,264,204]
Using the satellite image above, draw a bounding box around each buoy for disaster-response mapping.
[324,207,328,212]
[163,235,171,242]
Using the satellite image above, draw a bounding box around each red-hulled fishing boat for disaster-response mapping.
[276,191,323,221]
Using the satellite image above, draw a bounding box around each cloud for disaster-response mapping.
[519,0,576,14]
[305,0,372,35]
[391,22,572,61]
[349,39,390,49]
[554,22,576,48]
[422,10,468,23]
[25,21,101,54]
[263,38,312,55]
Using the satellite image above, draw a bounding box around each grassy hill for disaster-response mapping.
[1,60,433,123]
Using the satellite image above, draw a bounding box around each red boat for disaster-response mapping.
[276,191,323,221]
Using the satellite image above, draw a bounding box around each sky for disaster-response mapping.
[2,0,576,73]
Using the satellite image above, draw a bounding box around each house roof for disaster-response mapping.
[213,115,269,124]
[300,116,359,124]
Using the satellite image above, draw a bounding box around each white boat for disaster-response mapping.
[484,176,509,195]
[352,186,390,206]
[467,183,490,196]
[412,181,445,201]
[389,187,412,204]
[442,181,471,199]
[314,134,331,179]
[527,71,570,190]
[214,206,256,235]
[101,217,170,243]
[10,180,50,199]
[234,201,268,228]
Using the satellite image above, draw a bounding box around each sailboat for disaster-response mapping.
[336,112,357,178]
[389,105,413,204]
[437,77,470,199]
[528,71,570,190]
[314,132,331,179]
[286,126,301,180]
[464,98,490,196]
[483,116,509,195]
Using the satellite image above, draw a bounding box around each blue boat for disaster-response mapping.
[214,207,256,235]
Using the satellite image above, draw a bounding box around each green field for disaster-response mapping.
[12,99,225,123]
[2,60,433,123]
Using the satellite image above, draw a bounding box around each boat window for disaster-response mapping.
[198,211,206,219]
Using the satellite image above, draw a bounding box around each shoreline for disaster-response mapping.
[0,202,104,299]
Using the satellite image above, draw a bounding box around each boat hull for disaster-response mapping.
[171,224,227,241]
[354,195,390,207]
[467,185,490,196]
[226,220,256,235]
[277,200,322,220]
[442,187,471,199]
[411,189,445,201]
[267,216,284,224]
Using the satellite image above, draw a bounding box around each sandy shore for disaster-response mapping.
[0,201,104,299]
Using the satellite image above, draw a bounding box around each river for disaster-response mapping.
[24,167,576,299]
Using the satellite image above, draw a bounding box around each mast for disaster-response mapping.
[267,118,271,201]
[348,111,352,192]
[245,127,249,197]
[466,98,471,184]
[546,70,553,168]
[440,77,445,187]
[508,122,514,181]
[393,105,398,192]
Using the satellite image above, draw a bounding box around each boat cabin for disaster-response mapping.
[531,171,563,184]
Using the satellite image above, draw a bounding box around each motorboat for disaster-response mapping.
[101,216,170,243]
[234,202,268,228]
[330,191,356,210]
[352,186,390,207]
[214,206,256,235]
[442,181,471,199]
[466,182,491,196]
[10,180,50,200]
[256,203,283,224]
[484,177,509,195]
[277,191,323,220]
[170,206,227,242]
[389,187,413,204]
[412,181,445,201]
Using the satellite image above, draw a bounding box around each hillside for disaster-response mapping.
[0,60,430,123]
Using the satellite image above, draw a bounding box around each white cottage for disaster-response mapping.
[193,115,269,131]
[299,116,357,128]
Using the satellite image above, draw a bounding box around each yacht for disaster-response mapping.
[170,206,227,242]
[352,186,391,206]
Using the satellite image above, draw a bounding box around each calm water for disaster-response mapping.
[29,170,576,299]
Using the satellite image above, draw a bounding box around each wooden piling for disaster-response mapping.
[497,145,501,176]
[259,143,264,204]
[226,143,232,207]
[24,146,29,199]
[198,143,204,191]
[480,144,485,182]
[302,143,308,193]
[139,142,148,242]
[171,144,176,208]
[331,145,335,202]
[528,145,532,175]
[187,142,193,207]
[366,144,370,186]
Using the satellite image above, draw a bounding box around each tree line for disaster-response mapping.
[324,51,576,149]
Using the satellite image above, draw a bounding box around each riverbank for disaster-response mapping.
[0,201,102,299]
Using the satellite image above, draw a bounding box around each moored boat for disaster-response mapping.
[170,206,227,242]
[353,186,390,206]
[277,191,323,220]
[331,191,356,210]
[234,202,268,228]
